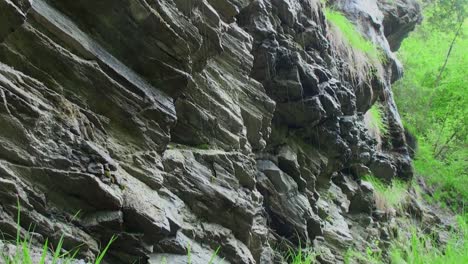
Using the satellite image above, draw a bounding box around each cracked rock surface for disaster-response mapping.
[0,0,424,263]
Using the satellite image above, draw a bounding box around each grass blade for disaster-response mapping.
[208,246,221,264]
[16,198,21,246]
[39,239,49,264]
[22,240,32,264]
[95,235,117,264]
[187,243,191,264]
[52,234,65,264]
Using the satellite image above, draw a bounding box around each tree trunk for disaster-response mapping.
[434,20,464,88]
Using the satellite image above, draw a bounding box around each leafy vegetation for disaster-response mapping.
[159,244,221,264]
[388,0,467,262]
[368,104,389,136]
[286,1,467,263]
[323,8,383,61]
[389,216,468,264]
[286,247,317,264]
[364,175,407,212]
[344,177,468,264]
[345,245,383,264]
[393,0,467,211]
[345,215,468,264]
[195,143,211,150]
[323,7,385,84]
[290,1,466,263]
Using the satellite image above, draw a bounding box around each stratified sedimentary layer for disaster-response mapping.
[0,0,423,263]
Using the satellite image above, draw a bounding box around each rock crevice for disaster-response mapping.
[0,0,423,263]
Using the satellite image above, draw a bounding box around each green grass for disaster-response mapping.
[412,139,468,211]
[286,247,317,264]
[208,246,221,264]
[390,215,468,264]
[345,245,382,264]
[349,174,468,264]
[364,174,408,211]
[323,7,386,85]
[345,214,468,264]
[392,2,467,212]
[369,104,389,135]
[2,232,116,264]
[185,243,221,264]
[1,201,116,264]
[324,8,383,61]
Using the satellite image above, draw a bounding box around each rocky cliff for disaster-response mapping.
[0,0,424,263]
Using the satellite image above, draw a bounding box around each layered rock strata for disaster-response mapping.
[0,0,423,263]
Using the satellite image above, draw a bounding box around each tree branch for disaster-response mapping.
[434,20,464,88]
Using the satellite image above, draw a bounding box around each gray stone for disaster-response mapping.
[257,160,297,193]
[350,181,376,214]
[369,155,397,182]
[0,0,424,262]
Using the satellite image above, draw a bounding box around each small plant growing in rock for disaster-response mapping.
[286,246,317,264]
[195,143,211,150]
[324,7,386,85]
[389,215,468,264]
[324,8,383,61]
[345,245,383,264]
[364,174,408,213]
[0,201,116,264]
[369,104,389,136]
[185,244,221,264]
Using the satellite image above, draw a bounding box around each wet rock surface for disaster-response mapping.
[0,0,430,263]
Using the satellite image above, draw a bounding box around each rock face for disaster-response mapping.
[0,0,421,263]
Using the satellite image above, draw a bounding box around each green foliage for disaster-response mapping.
[186,243,221,264]
[187,243,191,264]
[95,236,117,264]
[389,215,468,264]
[368,104,389,135]
[413,139,468,210]
[364,175,408,210]
[323,6,386,86]
[345,215,468,264]
[345,244,382,264]
[422,0,466,30]
[1,202,116,264]
[208,246,221,264]
[347,176,468,264]
[388,1,468,262]
[394,2,467,210]
[195,143,210,150]
[286,247,317,264]
[324,8,383,61]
